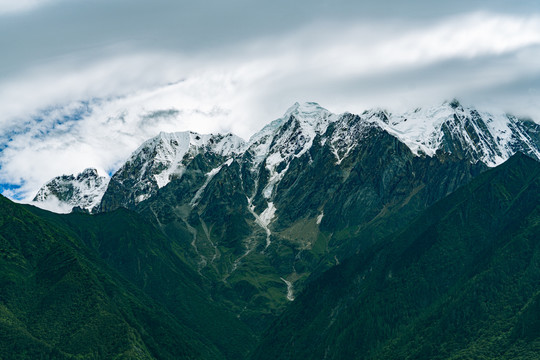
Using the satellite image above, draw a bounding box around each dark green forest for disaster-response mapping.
[0,153,539,359]
[0,196,253,359]
[252,153,540,359]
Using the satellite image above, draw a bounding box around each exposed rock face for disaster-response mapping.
[99,131,245,212]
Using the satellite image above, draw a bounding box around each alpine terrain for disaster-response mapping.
[252,153,540,360]
[3,100,538,359]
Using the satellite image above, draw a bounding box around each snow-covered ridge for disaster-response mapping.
[248,102,338,160]
[247,102,339,199]
[96,130,245,209]
[373,100,540,166]
[32,168,109,213]
[33,101,540,214]
[373,105,452,157]
[128,131,245,189]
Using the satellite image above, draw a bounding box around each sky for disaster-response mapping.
[1,0,540,201]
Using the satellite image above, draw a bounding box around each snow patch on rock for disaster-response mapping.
[280,277,295,301]
[316,212,324,225]
[247,200,276,250]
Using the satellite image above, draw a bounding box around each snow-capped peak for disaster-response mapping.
[248,102,337,161]
[269,101,338,159]
[247,102,339,199]
[370,100,540,166]
[100,130,246,209]
[249,102,335,145]
[128,131,245,189]
[32,168,110,213]
[283,101,331,120]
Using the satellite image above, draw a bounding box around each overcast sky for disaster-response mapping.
[1,0,540,201]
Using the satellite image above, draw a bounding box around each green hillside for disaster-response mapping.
[0,195,251,359]
[251,153,540,359]
[2,153,539,359]
[25,205,255,359]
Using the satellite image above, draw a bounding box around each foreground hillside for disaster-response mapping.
[1,155,540,359]
[252,153,540,359]
[0,196,254,359]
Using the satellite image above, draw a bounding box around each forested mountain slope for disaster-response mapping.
[252,153,540,360]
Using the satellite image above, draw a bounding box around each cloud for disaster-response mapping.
[0,0,63,15]
[1,12,540,202]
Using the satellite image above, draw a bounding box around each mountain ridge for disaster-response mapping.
[32,100,540,214]
[4,97,540,359]
[32,168,109,213]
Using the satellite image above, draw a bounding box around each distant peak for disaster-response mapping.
[283,101,329,118]
[32,167,109,214]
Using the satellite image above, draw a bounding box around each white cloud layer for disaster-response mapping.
[1,12,540,202]
[0,0,62,15]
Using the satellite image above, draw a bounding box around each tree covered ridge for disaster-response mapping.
[0,195,251,359]
[251,153,540,359]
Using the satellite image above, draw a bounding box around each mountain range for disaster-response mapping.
[1,100,538,359]
[34,100,540,214]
